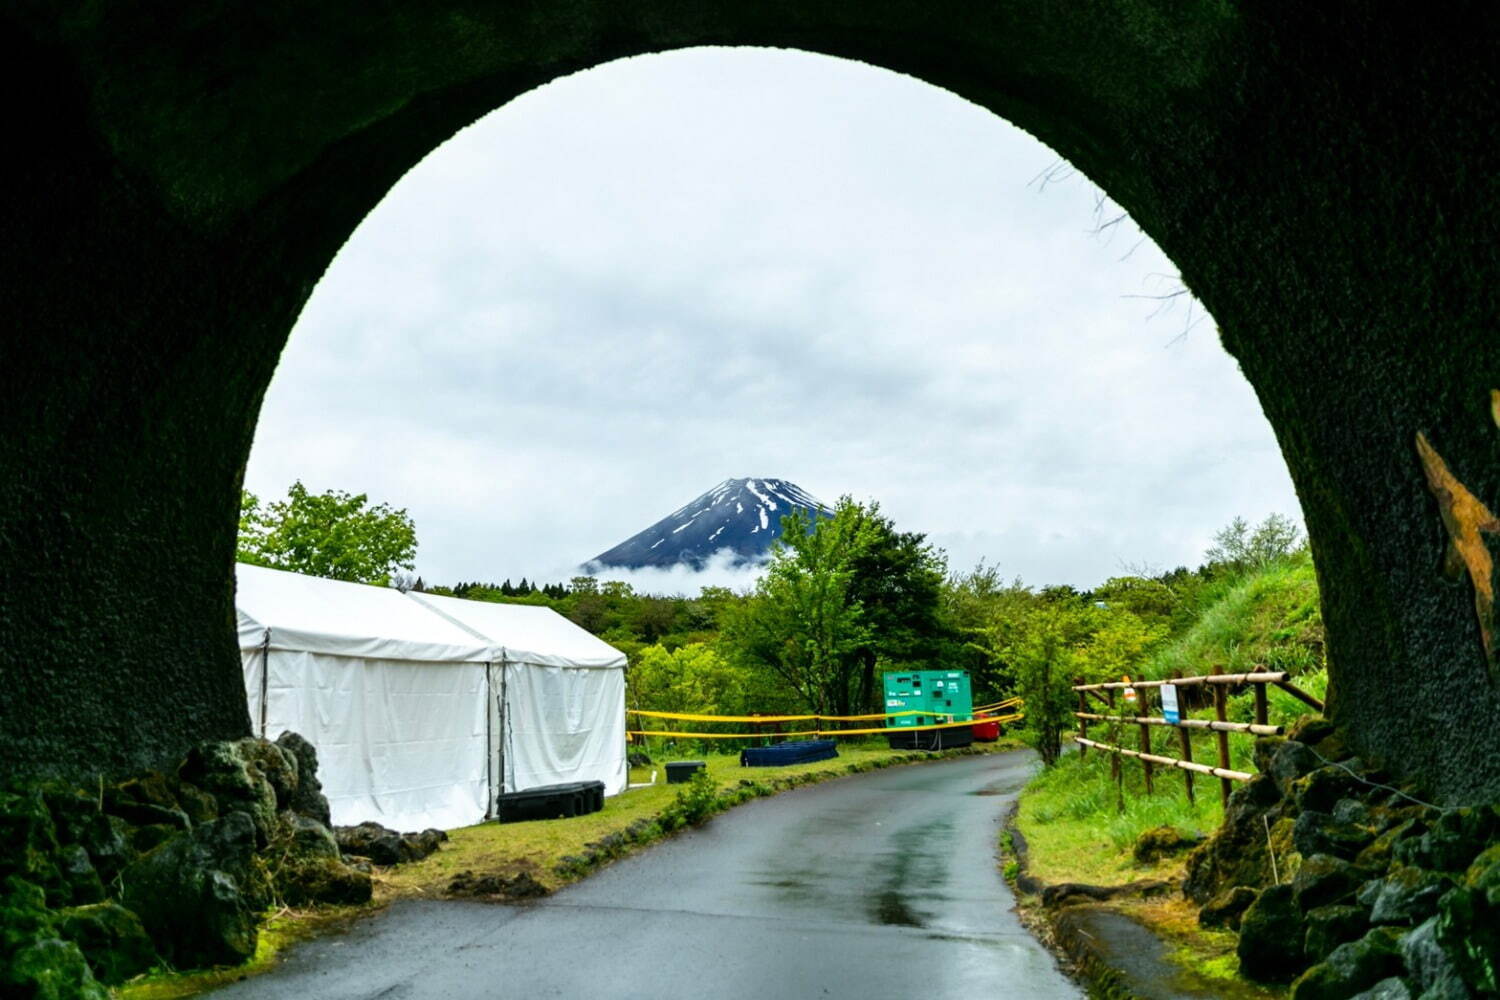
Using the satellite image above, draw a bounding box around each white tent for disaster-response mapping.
[235,564,627,831]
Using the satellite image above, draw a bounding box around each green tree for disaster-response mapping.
[237,481,417,585]
[844,503,949,712]
[1204,513,1304,571]
[721,502,875,715]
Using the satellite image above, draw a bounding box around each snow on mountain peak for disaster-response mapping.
[586,478,829,570]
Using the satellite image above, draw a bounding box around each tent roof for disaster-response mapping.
[410,592,627,669]
[236,563,491,663]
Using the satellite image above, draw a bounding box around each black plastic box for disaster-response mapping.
[495,780,605,823]
[665,761,705,783]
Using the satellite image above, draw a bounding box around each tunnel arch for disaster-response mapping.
[2,3,1497,802]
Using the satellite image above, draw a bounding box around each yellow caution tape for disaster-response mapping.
[629,708,944,723]
[628,713,1024,740]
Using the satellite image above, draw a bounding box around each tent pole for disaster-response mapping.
[258,629,270,738]
[485,661,494,820]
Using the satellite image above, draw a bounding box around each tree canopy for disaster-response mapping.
[238,482,417,585]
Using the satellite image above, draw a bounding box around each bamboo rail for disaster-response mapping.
[1075,737,1254,782]
[1072,665,1322,808]
[1074,712,1283,736]
[1074,670,1287,691]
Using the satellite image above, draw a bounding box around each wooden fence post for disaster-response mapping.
[1134,682,1154,795]
[1253,682,1269,728]
[1106,688,1123,812]
[1213,681,1232,807]
[1076,680,1088,756]
[1172,673,1195,804]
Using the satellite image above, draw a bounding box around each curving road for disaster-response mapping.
[216,751,1081,999]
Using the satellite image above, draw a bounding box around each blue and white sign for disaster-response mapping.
[1161,684,1181,725]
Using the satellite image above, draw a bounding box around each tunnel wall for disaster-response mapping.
[1,3,1497,801]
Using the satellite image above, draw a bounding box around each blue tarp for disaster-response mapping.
[739,739,840,767]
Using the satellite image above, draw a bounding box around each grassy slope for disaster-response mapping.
[1018,553,1325,883]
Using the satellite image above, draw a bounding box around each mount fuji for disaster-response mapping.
[587,478,829,570]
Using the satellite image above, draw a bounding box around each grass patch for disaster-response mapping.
[1145,553,1323,681]
[1017,748,1223,886]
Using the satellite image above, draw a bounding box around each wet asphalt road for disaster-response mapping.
[216,751,1081,999]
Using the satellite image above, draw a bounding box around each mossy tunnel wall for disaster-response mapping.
[1,4,1497,802]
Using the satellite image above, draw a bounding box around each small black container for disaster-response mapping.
[665,761,706,784]
[495,780,606,823]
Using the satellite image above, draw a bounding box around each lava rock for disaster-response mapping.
[279,812,340,860]
[55,902,158,986]
[1435,844,1500,994]
[130,824,182,855]
[77,813,133,886]
[276,856,372,907]
[121,812,266,968]
[1357,818,1422,871]
[1271,740,1322,791]
[178,741,278,847]
[447,869,548,899]
[0,787,66,905]
[0,877,110,1000]
[1295,767,1366,815]
[1286,717,1339,747]
[1239,883,1310,982]
[400,828,447,862]
[1290,926,1405,1000]
[1133,825,1201,864]
[1295,809,1375,860]
[1400,916,1472,999]
[334,822,405,866]
[1295,855,1367,911]
[237,738,300,812]
[1304,904,1370,963]
[274,732,331,826]
[56,845,104,906]
[1396,808,1498,873]
[42,788,102,847]
[1199,885,1258,930]
[1370,865,1455,926]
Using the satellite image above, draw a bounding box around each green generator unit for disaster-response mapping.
[883,670,974,750]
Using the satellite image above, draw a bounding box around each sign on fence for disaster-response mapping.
[1161,683,1181,725]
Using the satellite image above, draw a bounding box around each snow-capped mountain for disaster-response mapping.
[587,478,829,570]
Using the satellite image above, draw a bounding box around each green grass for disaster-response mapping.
[1145,553,1324,680]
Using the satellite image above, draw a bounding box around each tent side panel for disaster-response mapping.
[261,649,489,831]
[504,663,626,796]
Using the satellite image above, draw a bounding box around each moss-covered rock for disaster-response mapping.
[1295,810,1375,861]
[236,738,299,812]
[1434,844,1500,994]
[0,877,109,1000]
[120,812,265,969]
[1132,825,1200,864]
[55,902,157,986]
[1239,883,1310,982]
[1369,865,1454,926]
[1290,926,1405,1000]
[0,788,67,906]
[1199,885,1258,930]
[274,732,331,826]
[1294,855,1366,911]
[54,846,103,906]
[1394,807,1499,873]
[1304,904,1370,963]
[274,856,372,907]
[178,741,277,847]
[1349,979,1412,999]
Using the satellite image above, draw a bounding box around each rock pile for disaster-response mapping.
[0,733,386,998]
[1184,717,1499,998]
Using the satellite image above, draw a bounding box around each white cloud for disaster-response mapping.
[246,47,1301,591]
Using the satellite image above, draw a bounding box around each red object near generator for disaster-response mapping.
[971,716,1001,742]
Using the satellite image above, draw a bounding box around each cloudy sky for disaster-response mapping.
[244,47,1302,592]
